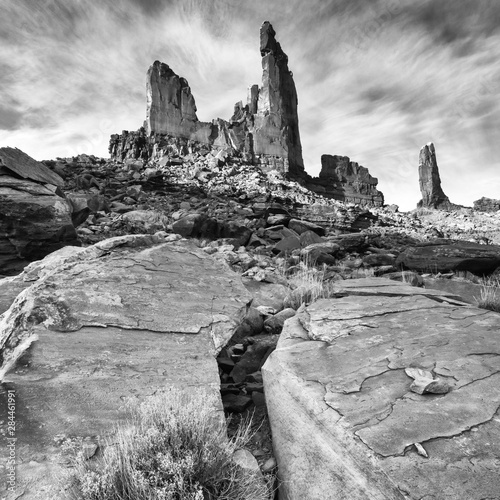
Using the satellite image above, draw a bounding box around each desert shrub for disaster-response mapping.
[476,276,500,313]
[281,256,337,309]
[68,389,269,500]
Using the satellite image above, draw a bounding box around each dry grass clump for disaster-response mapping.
[281,256,338,309]
[476,276,500,313]
[67,389,269,500]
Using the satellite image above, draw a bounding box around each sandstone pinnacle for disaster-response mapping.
[417,142,452,210]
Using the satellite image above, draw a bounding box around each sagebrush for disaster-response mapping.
[67,389,270,500]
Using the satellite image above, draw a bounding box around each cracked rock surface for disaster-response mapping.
[262,278,500,500]
[0,235,250,500]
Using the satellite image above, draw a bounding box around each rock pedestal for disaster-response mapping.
[263,278,500,499]
[417,143,452,210]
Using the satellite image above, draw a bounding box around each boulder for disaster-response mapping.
[299,230,324,248]
[396,239,500,275]
[0,147,64,187]
[0,235,251,499]
[263,278,500,499]
[0,148,79,275]
[362,253,396,267]
[219,220,252,247]
[289,219,326,237]
[417,143,452,210]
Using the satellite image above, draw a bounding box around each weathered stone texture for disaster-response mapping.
[251,21,304,177]
[473,196,500,212]
[111,22,304,177]
[396,239,500,275]
[306,154,384,206]
[263,278,500,499]
[417,142,452,209]
[0,147,79,275]
[0,236,251,499]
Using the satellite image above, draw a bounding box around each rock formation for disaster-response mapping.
[0,235,251,497]
[250,21,304,177]
[0,147,79,275]
[473,197,500,212]
[306,154,384,206]
[417,142,452,209]
[110,21,304,177]
[263,277,500,499]
[396,239,500,274]
[146,61,199,137]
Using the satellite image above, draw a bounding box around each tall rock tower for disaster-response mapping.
[111,21,305,177]
[417,142,452,210]
[251,21,305,178]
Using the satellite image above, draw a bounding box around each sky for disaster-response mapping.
[1,0,500,211]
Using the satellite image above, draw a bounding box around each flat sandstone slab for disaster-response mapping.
[0,235,251,499]
[262,278,500,500]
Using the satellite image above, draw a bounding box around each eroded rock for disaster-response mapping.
[0,147,79,275]
[417,143,453,210]
[0,235,251,499]
[263,278,500,499]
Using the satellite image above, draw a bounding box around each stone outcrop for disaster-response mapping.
[0,235,251,498]
[110,21,304,177]
[263,277,500,499]
[396,239,500,275]
[146,61,199,137]
[250,21,304,177]
[0,147,79,275]
[306,154,384,206]
[417,142,452,210]
[473,196,500,212]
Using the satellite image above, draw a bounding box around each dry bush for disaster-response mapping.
[67,389,270,500]
[476,276,500,313]
[281,256,338,309]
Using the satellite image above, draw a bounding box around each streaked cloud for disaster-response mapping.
[0,0,499,210]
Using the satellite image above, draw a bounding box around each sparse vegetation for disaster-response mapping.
[280,255,338,309]
[476,276,500,312]
[67,389,270,500]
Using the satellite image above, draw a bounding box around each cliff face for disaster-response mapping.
[417,143,452,210]
[145,61,199,137]
[108,21,384,207]
[305,155,384,206]
[111,21,304,177]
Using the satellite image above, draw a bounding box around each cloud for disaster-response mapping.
[0,0,499,210]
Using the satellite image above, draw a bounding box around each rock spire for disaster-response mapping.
[417,142,452,210]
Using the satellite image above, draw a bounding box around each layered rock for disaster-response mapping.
[263,278,500,499]
[146,61,199,136]
[0,235,251,498]
[250,21,304,177]
[395,239,500,275]
[110,21,304,177]
[306,154,384,206]
[417,142,452,210]
[473,197,500,213]
[0,147,79,275]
